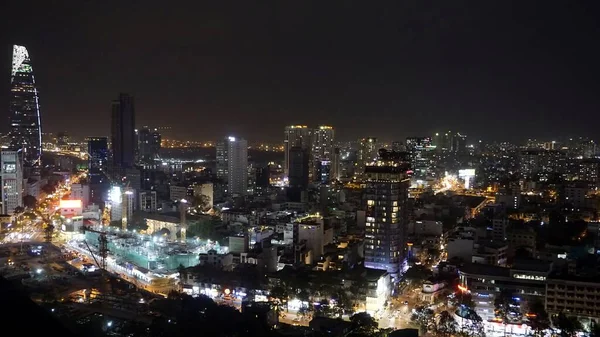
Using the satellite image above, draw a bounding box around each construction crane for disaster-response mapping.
[80,226,113,272]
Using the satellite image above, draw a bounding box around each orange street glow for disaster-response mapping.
[59,200,82,209]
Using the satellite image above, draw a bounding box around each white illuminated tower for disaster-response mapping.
[9,45,42,166]
[226,137,248,195]
[1,150,24,214]
[312,126,334,181]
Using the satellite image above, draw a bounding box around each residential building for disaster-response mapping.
[87,137,108,184]
[1,150,23,214]
[226,137,248,196]
[137,127,161,164]
[70,184,90,208]
[139,190,157,212]
[363,149,410,276]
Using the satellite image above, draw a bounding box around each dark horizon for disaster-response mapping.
[2,1,600,143]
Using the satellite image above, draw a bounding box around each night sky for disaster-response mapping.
[2,1,600,142]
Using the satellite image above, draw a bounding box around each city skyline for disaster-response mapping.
[2,2,600,142]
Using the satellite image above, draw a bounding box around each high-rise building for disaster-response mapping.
[9,45,42,166]
[87,137,108,184]
[357,137,379,177]
[111,93,136,169]
[139,190,158,212]
[1,150,24,214]
[226,137,248,195]
[454,133,467,154]
[316,160,332,184]
[71,184,90,208]
[289,146,309,188]
[284,125,312,177]
[332,148,341,181]
[138,127,161,164]
[216,140,228,181]
[312,126,335,174]
[406,137,434,181]
[108,186,134,226]
[56,131,69,149]
[364,149,410,275]
[255,166,270,189]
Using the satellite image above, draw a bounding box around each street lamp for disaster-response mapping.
[180,199,188,243]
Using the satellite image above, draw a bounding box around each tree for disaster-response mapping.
[527,299,550,337]
[411,305,436,334]
[23,195,37,209]
[269,285,288,305]
[427,247,441,262]
[14,206,25,215]
[436,310,458,337]
[177,264,188,285]
[43,224,55,243]
[554,312,582,337]
[350,312,378,335]
[192,194,211,212]
[494,289,522,336]
[458,310,485,337]
[590,321,600,337]
[403,265,432,288]
[41,184,56,195]
[331,289,352,317]
[451,290,476,309]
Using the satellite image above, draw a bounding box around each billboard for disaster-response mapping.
[109,186,122,204]
[458,169,476,177]
[59,199,82,209]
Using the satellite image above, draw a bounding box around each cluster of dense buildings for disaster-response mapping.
[7,44,600,336]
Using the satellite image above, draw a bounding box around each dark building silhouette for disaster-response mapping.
[255,165,270,188]
[138,127,161,164]
[0,276,76,336]
[316,160,331,184]
[87,137,108,182]
[111,93,136,169]
[288,146,309,189]
[287,146,309,202]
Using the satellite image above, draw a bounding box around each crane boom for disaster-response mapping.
[82,239,103,271]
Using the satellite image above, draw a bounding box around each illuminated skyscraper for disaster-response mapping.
[312,126,334,180]
[9,45,42,166]
[226,137,248,196]
[357,137,378,177]
[364,149,410,275]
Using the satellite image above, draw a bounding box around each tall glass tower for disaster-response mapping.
[9,45,42,166]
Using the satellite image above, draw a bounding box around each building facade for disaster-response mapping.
[227,137,248,196]
[1,150,24,214]
[87,137,108,183]
[284,125,312,178]
[9,45,42,166]
[138,127,161,164]
[357,137,378,177]
[363,149,410,276]
[111,93,136,169]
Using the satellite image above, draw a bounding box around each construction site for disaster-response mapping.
[64,225,228,295]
